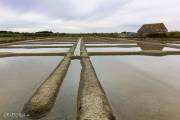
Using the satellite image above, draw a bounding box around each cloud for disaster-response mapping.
[0,0,180,32]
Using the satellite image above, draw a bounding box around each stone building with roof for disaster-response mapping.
[138,23,168,34]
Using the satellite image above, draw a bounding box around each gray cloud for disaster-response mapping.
[0,0,180,32]
[0,0,132,20]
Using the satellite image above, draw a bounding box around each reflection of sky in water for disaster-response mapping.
[27,42,74,44]
[86,43,137,46]
[74,40,81,56]
[0,48,69,53]
[40,61,81,120]
[10,44,73,47]
[0,56,62,118]
[87,47,141,52]
[91,55,180,120]
[167,44,180,46]
[163,47,180,51]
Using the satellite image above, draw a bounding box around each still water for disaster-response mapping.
[27,42,74,44]
[87,47,141,52]
[1,47,180,120]
[85,43,137,46]
[163,47,180,51]
[40,60,81,120]
[9,44,73,47]
[91,55,180,120]
[167,44,180,46]
[0,56,63,119]
[0,48,69,53]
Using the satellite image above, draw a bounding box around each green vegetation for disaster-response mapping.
[0,31,128,44]
[167,32,180,38]
[0,31,55,44]
[0,30,180,44]
[0,31,128,38]
[138,32,180,38]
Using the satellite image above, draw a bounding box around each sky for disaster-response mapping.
[0,0,180,33]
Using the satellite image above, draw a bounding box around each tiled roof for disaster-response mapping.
[138,23,168,33]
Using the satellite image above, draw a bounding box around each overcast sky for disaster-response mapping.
[0,0,180,33]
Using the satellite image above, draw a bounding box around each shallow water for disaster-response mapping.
[27,42,74,44]
[1,41,180,120]
[0,48,69,53]
[87,47,141,52]
[9,44,73,47]
[91,55,180,120]
[74,40,81,56]
[0,56,63,119]
[167,44,180,46]
[40,60,81,120]
[163,47,180,51]
[86,43,137,46]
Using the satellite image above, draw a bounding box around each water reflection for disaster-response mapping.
[39,60,81,120]
[0,48,69,53]
[86,43,137,46]
[163,47,180,51]
[87,47,141,52]
[91,56,180,120]
[167,43,180,46]
[0,56,62,120]
[9,44,73,47]
[137,42,165,51]
[27,42,74,44]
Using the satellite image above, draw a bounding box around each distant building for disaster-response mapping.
[138,23,168,34]
[127,32,137,37]
[120,32,137,37]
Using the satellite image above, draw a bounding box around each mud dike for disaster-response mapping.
[78,40,115,120]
